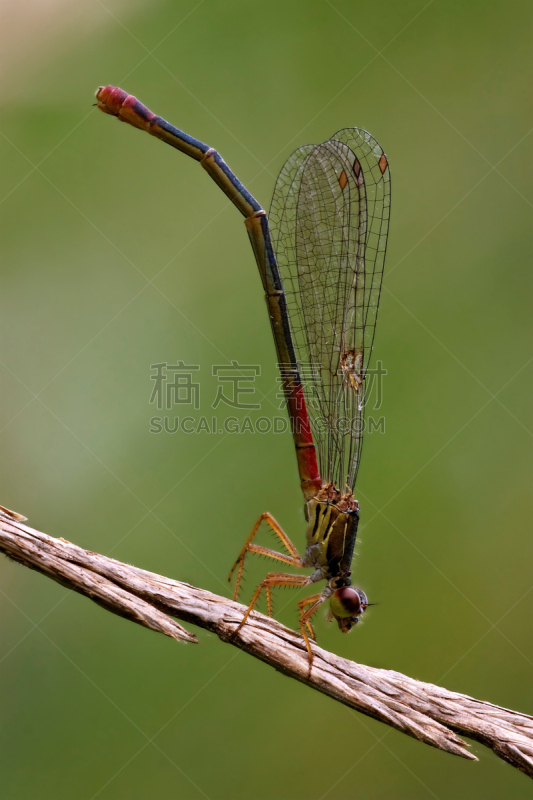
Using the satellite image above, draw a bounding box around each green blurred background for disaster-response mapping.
[1,1,531,797]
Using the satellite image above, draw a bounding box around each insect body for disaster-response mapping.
[96,86,390,668]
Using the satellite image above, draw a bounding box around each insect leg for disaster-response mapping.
[228,513,303,601]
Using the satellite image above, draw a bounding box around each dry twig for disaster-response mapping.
[0,505,531,778]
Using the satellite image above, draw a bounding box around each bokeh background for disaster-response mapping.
[1,1,532,798]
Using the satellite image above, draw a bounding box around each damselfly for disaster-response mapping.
[96,86,391,667]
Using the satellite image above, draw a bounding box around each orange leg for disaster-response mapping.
[298,593,327,670]
[298,593,322,641]
[228,513,303,601]
[235,572,312,632]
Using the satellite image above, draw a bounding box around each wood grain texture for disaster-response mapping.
[1,506,531,777]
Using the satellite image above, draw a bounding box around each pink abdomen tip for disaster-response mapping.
[95,85,158,129]
[95,85,129,116]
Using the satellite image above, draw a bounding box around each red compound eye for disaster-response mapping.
[335,587,362,615]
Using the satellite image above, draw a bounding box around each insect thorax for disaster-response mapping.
[303,485,359,583]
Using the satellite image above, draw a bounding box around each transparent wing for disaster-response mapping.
[269,128,390,489]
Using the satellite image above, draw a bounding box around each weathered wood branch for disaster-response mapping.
[1,505,532,778]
